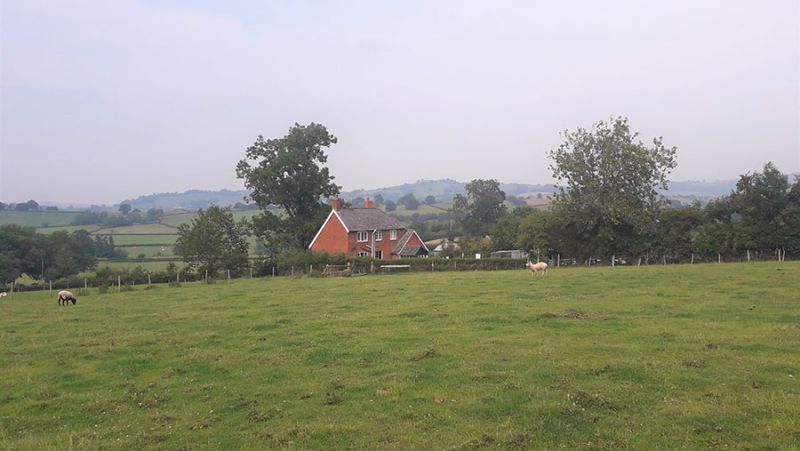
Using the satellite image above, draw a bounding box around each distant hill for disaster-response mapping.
[108,178,747,211]
[120,189,250,211]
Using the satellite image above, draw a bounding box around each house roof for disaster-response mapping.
[392,229,430,256]
[336,208,405,232]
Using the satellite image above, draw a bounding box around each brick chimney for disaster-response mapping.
[331,196,341,211]
[364,197,374,209]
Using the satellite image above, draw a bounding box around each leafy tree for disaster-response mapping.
[373,194,385,206]
[236,123,340,250]
[516,210,561,259]
[424,195,436,205]
[118,204,132,215]
[175,206,250,276]
[548,117,677,258]
[146,208,165,222]
[384,200,397,212]
[452,179,507,236]
[652,205,704,261]
[398,193,420,210]
[0,225,41,281]
[0,202,6,211]
[728,162,790,253]
[490,207,532,250]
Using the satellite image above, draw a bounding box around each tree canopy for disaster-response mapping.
[452,179,507,236]
[548,117,677,257]
[175,206,250,276]
[236,123,340,251]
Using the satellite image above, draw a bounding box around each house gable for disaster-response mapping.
[309,209,350,254]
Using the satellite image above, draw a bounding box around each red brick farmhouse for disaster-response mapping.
[309,198,429,259]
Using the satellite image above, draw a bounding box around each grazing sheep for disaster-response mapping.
[57,290,77,306]
[0,292,7,299]
[527,261,548,276]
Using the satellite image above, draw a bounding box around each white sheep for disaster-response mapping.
[526,261,548,276]
[0,292,7,299]
[58,290,77,306]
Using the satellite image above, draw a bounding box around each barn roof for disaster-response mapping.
[336,208,405,232]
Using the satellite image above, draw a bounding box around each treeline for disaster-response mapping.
[0,200,59,211]
[0,226,124,283]
[482,162,799,263]
[72,208,166,227]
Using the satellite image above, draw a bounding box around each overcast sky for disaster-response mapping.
[1,0,798,204]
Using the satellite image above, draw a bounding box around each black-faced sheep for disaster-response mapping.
[58,290,77,306]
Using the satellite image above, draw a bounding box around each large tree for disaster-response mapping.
[236,123,340,251]
[548,117,677,258]
[175,206,250,276]
[452,179,507,236]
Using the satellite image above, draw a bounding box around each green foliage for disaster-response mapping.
[397,193,420,210]
[175,206,250,277]
[237,123,340,250]
[548,117,677,257]
[384,200,397,212]
[452,179,507,236]
[516,209,561,257]
[118,204,132,215]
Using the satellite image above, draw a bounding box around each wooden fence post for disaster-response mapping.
[148,274,151,286]
[118,275,121,293]
[747,249,751,262]
[49,280,52,296]
[557,254,560,267]
[612,255,615,267]
[227,270,231,283]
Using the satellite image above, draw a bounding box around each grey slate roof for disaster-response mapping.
[392,230,415,254]
[336,208,405,232]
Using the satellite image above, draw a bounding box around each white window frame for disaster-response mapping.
[356,231,368,242]
[375,230,383,241]
[390,229,397,240]
[357,251,369,257]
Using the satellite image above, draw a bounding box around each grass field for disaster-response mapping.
[1,263,798,449]
[0,211,81,228]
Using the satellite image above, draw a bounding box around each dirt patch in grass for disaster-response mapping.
[570,391,619,411]
[410,348,439,361]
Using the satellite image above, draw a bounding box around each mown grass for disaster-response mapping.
[1,263,798,449]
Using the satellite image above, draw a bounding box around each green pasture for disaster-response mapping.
[0,211,81,228]
[116,245,176,258]
[1,263,798,449]
[102,234,178,246]
[36,225,103,235]
[94,260,182,272]
[94,223,178,234]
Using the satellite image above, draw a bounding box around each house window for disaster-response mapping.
[375,230,383,241]
[356,231,368,242]
[375,250,383,259]
[357,251,369,257]
[390,229,397,240]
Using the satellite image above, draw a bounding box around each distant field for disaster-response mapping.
[0,210,81,227]
[116,245,176,258]
[95,260,183,271]
[1,263,798,449]
[36,224,102,234]
[94,223,178,234]
[106,234,178,246]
